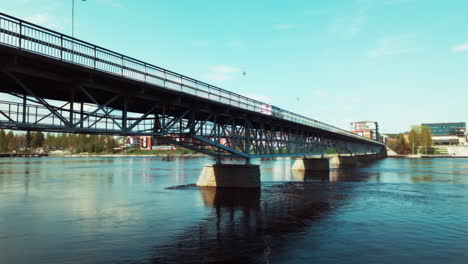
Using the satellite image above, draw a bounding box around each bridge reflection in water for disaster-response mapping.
[154,169,369,263]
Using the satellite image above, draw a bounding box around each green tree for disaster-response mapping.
[25,130,31,148]
[420,126,433,154]
[408,126,421,154]
[76,134,87,153]
[10,134,26,152]
[6,131,14,151]
[30,132,45,148]
[105,136,117,152]
[407,126,433,154]
[44,133,56,150]
[58,133,69,149]
[0,129,7,152]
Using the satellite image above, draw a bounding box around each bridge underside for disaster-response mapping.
[0,43,384,159]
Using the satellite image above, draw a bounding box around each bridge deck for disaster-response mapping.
[0,12,384,158]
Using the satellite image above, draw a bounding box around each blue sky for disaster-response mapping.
[1,0,468,133]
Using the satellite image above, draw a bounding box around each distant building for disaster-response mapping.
[351,121,380,141]
[125,136,176,150]
[380,134,390,144]
[422,122,465,136]
[139,136,152,150]
[421,122,466,145]
[126,136,140,148]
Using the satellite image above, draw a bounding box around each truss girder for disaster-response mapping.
[0,73,385,159]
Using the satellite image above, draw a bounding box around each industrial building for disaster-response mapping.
[421,122,466,145]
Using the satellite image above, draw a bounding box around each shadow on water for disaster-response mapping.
[291,168,380,183]
[153,169,365,264]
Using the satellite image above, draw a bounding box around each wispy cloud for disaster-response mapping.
[329,0,371,38]
[204,74,232,82]
[204,65,241,83]
[209,66,241,74]
[272,24,296,30]
[25,13,62,29]
[349,7,367,36]
[368,35,418,58]
[451,43,468,53]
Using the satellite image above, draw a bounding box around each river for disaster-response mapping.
[0,157,467,263]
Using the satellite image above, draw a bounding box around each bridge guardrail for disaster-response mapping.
[0,12,382,145]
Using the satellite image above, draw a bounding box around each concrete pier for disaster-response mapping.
[329,155,357,166]
[196,164,261,188]
[355,152,387,163]
[291,158,329,171]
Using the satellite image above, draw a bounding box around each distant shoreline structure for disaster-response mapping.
[387,154,468,159]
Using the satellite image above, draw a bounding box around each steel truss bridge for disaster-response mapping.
[0,12,385,160]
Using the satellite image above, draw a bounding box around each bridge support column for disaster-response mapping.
[356,153,387,163]
[329,155,357,166]
[291,158,329,171]
[196,164,260,188]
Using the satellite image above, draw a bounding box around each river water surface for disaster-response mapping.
[0,157,467,263]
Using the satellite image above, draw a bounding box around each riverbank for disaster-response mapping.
[60,153,207,157]
[50,149,206,157]
[387,154,468,158]
[0,153,48,158]
[0,149,207,158]
[387,145,468,158]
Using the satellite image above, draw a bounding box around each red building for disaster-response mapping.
[126,136,175,150]
[139,136,152,150]
[352,129,374,139]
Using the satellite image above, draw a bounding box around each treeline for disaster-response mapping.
[0,129,31,152]
[0,129,118,153]
[387,126,433,155]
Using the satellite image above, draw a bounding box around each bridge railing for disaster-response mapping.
[0,12,382,145]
